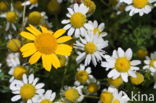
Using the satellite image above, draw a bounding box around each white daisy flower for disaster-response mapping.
[143,52,156,75]
[124,0,156,16]
[6,53,20,68]
[22,0,38,9]
[101,47,141,82]
[37,90,56,103]
[75,31,108,66]
[74,64,93,86]
[99,87,130,103]
[61,86,84,103]
[0,4,18,31]
[87,20,107,37]
[10,74,45,103]
[61,3,93,37]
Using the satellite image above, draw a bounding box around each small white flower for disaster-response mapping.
[75,31,108,66]
[22,0,38,9]
[37,90,56,103]
[123,0,156,16]
[6,53,20,68]
[87,20,107,37]
[74,64,93,86]
[61,3,93,37]
[10,74,45,103]
[143,52,156,75]
[101,47,141,82]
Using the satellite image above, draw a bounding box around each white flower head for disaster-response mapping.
[37,90,56,103]
[101,47,141,82]
[61,86,84,103]
[10,74,45,103]
[6,53,20,68]
[87,20,108,37]
[74,64,93,86]
[123,0,156,16]
[143,52,156,75]
[75,31,108,66]
[61,3,93,37]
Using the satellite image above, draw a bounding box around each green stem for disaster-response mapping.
[84,95,99,99]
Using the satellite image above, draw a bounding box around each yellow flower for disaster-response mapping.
[7,39,21,52]
[28,11,42,25]
[20,25,72,71]
[14,1,23,12]
[130,72,144,85]
[0,2,8,12]
[47,0,61,15]
[136,49,148,59]
[108,77,123,87]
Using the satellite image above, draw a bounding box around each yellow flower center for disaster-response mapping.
[7,39,21,52]
[84,42,97,54]
[136,49,148,59]
[93,28,100,35]
[113,99,120,103]
[133,0,148,9]
[115,57,130,72]
[30,0,38,4]
[150,59,156,67]
[6,11,17,23]
[0,2,8,11]
[35,33,57,54]
[87,83,98,93]
[108,77,123,87]
[70,12,86,28]
[130,72,144,85]
[47,0,61,15]
[40,99,52,103]
[109,0,118,6]
[20,84,36,100]
[64,88,80,102]
[76,70,89,83]
[119,4,126,11]
[13,66,27,80]
[100,91,113,103]
[28,11,42,25]
[83,0,96,14]
[14,1,23,11]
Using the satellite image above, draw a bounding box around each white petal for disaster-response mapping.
[11,95,21,102]
[36,83,45,89]
[118,48,125,57]
[121,73,128,82]
[131,60,141,66]
[29,74,34,84]
[125,48,132,60]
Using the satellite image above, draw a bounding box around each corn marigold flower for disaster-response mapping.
[101,48,141,82]
[10,74,45,103]
[20,25,72,71]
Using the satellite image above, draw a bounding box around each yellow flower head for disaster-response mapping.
[20,25,72,71]
[28,11,42,25]
[136,49,148,59]
[100,91,113,103]
[87,83,98,93]
[47,0,61,15]
[30,0,38,4]
[64,88,80,102]
[14,1,23,12]
[13,66,27,80]
[83,0,96,14]
[130,72,144,85]
[0,2,8,12]
[6,11,18,23]
[7,39,21,52]
[108,77,123,87]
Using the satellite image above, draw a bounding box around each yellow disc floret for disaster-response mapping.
[115,57,130,72]
[13,66,27,80]
[133,0,148,9]
[93,28,100,35]
[6,11,17,23]
[47,0,61,15]
[100,91,113,103]
[64,88,80,102]
[40,99,52,103]
[14,1,23,11]
[20,84,36,100]
[35,33,57,54]
[0,2,8,12]
[137,49,148,59]
[28,11,42,25]
[76,70,89,83]
[150,59,156,67]
[70,12,86,28]
[87,83,98,93]
[85,42,97,54]
[130,72,144,85]
[7,39,21,52]
[108,77,123,87]
[30,0,38,4]
[83,0,96,14]
[113,99,120,103]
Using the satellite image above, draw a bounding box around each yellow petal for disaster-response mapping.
[20,32,36,40]
[50,54,60,69]
[26,25,41,36]
[53,29,66,38]
[57,36,72,43]
[40,26,53,34]
[29,51,41,64]
[20,43,35,52]
[22,47,37,57]
[55,44,72,56]
[42,54,52,71]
